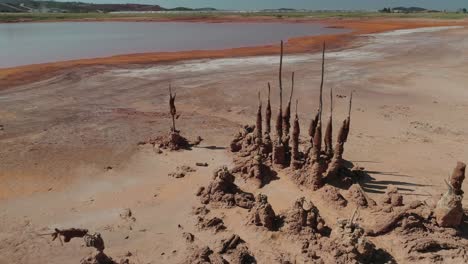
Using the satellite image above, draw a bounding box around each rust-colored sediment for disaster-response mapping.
[0,17,463,89]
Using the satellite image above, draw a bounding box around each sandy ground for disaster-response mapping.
[0,25,468,263]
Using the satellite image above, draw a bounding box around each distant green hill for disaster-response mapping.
[0,0,217,13]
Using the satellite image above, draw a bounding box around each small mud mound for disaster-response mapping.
[434,187,464,228]
[169,165,196,178]
[320,185,348,209]
[215,234,257,263]
[184,241,256,264]
[345,184,376,208]
[196,216,226,233]
[280,197,327,236]
[291,157,326,191]
[325,219,393,264]
[197,166,254,209]
[230,123,277,189]
[230,125,256,154]
[229,245,256,264]
[81,252,132,264]
[380,185,404,208]
[246,194,277,230]
[232,154,277,188]
[81,252,117,264]
[184,246,227,264]
[217,234,244,254]
[154,131,191,151]
[118,208,136,230]
[435,161,466,227]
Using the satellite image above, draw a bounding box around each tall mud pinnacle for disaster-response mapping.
[256,91,263,145]
[344,91,353,142]
[319,42,325,125]
[312,42,326,158]
[265,83,272,134]
[276,41,284,143]
[308,110,320,145]
[283,72,294,139]
[324,87,333,156]
[273,41,287,166]
[169,84,177,132]
[292,100,300,165]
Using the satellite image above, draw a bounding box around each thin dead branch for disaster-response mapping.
[169,84,177,132]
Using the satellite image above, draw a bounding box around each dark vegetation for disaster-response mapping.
[379,6,466,13]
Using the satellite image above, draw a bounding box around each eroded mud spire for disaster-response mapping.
[308,109,320,145]
[312,42,326,159]
[256,91,263,145]
[319,42,325,125]
[283,72,294,138]
[265,83,272,134]
[344,90,353,142]
[273,41,287,166]
[292,99,300,168]
[275,41,284,144]
[324,87,333,156]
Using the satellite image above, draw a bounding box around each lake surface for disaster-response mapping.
[0,22,349,68]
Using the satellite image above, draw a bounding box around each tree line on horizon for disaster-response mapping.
[379,6,467,14]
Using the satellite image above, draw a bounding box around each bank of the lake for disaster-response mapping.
[0,17,465,89]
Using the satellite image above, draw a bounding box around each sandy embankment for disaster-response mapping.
[0,21,467,263]
[0,18,465,89]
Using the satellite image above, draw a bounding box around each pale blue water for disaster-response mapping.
[0,21,349,68]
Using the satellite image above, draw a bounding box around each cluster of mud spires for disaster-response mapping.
[194,42,468,263]
[46,43,467,263]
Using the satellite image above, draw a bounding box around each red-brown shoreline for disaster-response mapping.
[0,17,464,89]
